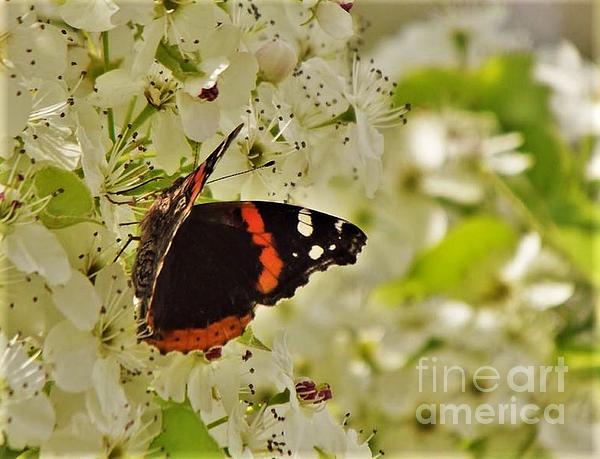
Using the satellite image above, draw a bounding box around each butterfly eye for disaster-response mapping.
[174,197,187,213]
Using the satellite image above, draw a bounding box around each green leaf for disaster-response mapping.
[156,42,200,81]
[470,55,600,232]
[237,326,271,351]
[551,226,600,287]
[393,67,474,109]
[34,165,94,228]
[560,345,600,371]
[394,54,600,288]
[150,401,223,459]
[519,125,571,204]
[267,388,290,406]
[373,216,518,305]
[472,54,553,129]
[0,445,23,459]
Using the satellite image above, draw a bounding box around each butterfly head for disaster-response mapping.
[141,125,245,243]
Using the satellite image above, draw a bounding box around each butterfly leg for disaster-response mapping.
[113,233,141,262]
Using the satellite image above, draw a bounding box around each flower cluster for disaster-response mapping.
[2,1,597,457]
[0,0,406,456]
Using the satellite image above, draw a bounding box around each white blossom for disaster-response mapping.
[5,1,589,457]
[535,40,600,143]
[3,223,71,286]
[0,332,55,449]
[59,0,119,33]
[371,5,530,79]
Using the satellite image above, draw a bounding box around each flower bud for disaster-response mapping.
[255,40,297,83]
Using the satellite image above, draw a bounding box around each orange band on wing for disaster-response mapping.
[252,233,273,246]
[258,246,283,293]
[241,204,265,233]
[145,313,253,353]
[241,204,283,294]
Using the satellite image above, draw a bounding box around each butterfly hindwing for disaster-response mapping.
[147,201,366,352]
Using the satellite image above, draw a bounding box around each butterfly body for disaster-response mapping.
[133,125,367,353]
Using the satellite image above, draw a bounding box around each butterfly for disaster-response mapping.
[132,124,367,353]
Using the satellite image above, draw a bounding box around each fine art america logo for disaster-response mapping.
[415,357,568,425]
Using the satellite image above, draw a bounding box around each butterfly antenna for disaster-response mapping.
[192,141,199,169]
[206,160,275,184]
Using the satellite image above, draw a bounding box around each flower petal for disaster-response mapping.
[7,23,67,79]
[74,100,110,196]
[501,232,541,282]
[132,16,167,79]
[187,364,214,414]
[1,272,61,338]
[40,412,103,457]
[0,74,31,142]
[87,356,128,434]
[202,24,241,59]
[315,1,354,39]
[4,395,55,449]
[421,173,484,204]
[523,281,574,309]
[43,320,99,393]
[354,109,384,159]
[60,0,119,32]
[93,69,144,108]
[3,223,71,286]
[152,353,193,403]
[168,1,216,53]
[151,110,192,175]
[486,151,533,175]
[404,114,447,169]
[218,52,259,109]
[346,111,385,196]
[112,0,155,26]
[51,269,101,331]
[177,92,220,141]
[93,262,131,307]
[99,195,136,238]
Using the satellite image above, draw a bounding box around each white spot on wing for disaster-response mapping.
[329,244,336,250]
[297,210,313,237]
[309,245,324,260]
[292,252,298,258]
[335,220,344,232]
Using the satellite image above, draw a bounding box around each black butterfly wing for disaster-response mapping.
[147,201,366,352]
[229,201,367,305]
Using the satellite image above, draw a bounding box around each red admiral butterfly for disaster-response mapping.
[132,124,367,353]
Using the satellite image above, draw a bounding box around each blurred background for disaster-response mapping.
[356,1,598,59]
[252,1,599,457]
